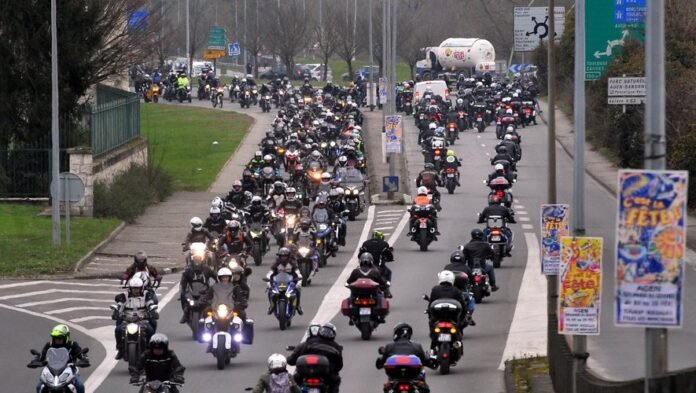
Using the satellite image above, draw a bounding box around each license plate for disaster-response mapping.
[434,156,440,160]
[491,235,501,241]
[477,117,482,121]
[359,307,371,315]
[419,222,428,228]
[439,334,451,342]
[447,173,454,178]
[309,389,320,393]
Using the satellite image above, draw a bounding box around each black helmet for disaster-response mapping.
[300,218,311,229]
[471,228,484,240]
[359,252,374,268]
[134,251,147,269]
[227,220,241,232]
[318,322,337,340]
[450,250,464,263]
[149,333,169,352]
[277,247,291,261]
[393,322,413,341]
[424,163,435,170]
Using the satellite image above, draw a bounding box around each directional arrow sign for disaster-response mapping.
[382,176,399,193]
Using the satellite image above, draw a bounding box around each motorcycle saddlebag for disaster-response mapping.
[378,298,390,316]
[340,298,350,316]
[242,319,254,345]
[296,355,331,377]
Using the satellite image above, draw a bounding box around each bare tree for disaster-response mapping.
[239,0,264,78]
[150,0,180,69]
[334,0,359,80]
[266,0,310,75]
[187,0,214,75]
[314,5,341,81]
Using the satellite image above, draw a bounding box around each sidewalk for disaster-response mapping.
[538,100,696,250]
[76,108,271,277]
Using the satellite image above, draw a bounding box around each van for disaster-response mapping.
[414,80,449,103]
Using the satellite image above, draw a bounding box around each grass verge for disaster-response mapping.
[141,104,253,191]
[0,204,121,276]
[506,356,551,393]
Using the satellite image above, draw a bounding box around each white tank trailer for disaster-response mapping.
[415,38,496,79]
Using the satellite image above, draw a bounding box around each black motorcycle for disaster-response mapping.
[423,296,464,375]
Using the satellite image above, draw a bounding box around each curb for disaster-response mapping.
[73,221,127,273]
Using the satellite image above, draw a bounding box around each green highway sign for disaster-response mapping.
[207,27,226,51]
[585,0,644,81]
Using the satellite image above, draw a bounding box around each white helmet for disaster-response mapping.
[438,270,455,285]
[264,154,273,161]
[268,353,287,371]
[504,134,513,140]
[210,207,221,215]
[506,125,515,133]
[335,187,344,194]
[190,216,203,230]
[495,163,504,171]
[128,277,145,290]
[417,186,428,195]
[428,122,437,130]
[211,196,223,209]
[321,172,331,182]
[217,267,232,279]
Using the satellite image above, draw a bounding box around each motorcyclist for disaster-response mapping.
[416,163,442,211]
[277,187,303,216]
[184,216,215,249]
[477,195,516,257]
[441,149,462,186]
[204,266,249,325]
[300,78,313,97]
[419,122,437,145]
[490,145,516,172]
[462,229,499,291]
[129,334,185,393]
[260,132,278,157]
[226,180,247,208]
[176,73,189,89]
[504,124,523,145]
[487,163,516,185]
[114,277,157,360]
[427,271,470,344]
[292,217,316,244]
[497,133,521,162]
[359,231,394,297]
[222,220,253,256]
[204,207,227,235]
[312,196,338,250]
[30,324,89,393]
[248,151,266,172]
[287,323,343,393]
[266,247,303,315]
[347,253,389,320]
[409,186,439,236]
[178,252,217,324]
[442,251,477,325]
[241,169,259,195]
[317,172,333,196]
[253,354,301,393]
[375,323,433,393]
[266,181,287,208]
[120,251,162,298]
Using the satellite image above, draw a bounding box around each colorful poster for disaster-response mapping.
[558,237,603,335]
[615,170,688,327]
[384,115,402,154]
[378,77,388,103]
[540,204,570,275]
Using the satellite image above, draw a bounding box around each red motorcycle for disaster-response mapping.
[341,278,389,340]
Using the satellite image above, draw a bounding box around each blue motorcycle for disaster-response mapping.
[314,222,335,267]
[264,272,298,331]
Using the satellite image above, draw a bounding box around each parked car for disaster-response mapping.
[260,64,312,81]
[341,65,380,81]
[305,63,333,81]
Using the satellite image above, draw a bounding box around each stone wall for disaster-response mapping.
[68,137,148,216]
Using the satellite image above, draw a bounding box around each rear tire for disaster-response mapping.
[360,323,372,340]
[216,339,226,370]
[439,343,451,375]
[493,250,502,268]
[447,181,455,194]
[419,230,428,252]
[473,286,484,303]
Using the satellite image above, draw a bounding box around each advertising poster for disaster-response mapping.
[384,115,402,154]
[540,204,570,275]
[378,77,387,103]
[615,170,688,327]
[559,237,603,335]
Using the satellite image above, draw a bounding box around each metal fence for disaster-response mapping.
[90,94,141,156]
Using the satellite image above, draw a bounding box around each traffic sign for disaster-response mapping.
[50,172,85,203]
[513,7,566,52]
[607,97,644,105]
[228,42,241,56]
[607,77,645,96]
[128,10,148,31]
[207,27,226,51]
[509,64,534,73]
[204,49,226,60]
[585,0,644,81]
[382,176,399,193]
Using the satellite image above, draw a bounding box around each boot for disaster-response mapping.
[466,313,476,326]
[179,312,189,324]
[384,287,393,299]
[296,305,304,315]
[267,304,274,315]
[115,347,123,360]
[491,283,499,292]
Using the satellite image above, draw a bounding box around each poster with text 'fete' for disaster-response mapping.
[615,170,688,327]
[540,204,570,275]
[559,237,602,335]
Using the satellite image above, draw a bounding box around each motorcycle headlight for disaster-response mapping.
[188,299,195,306]
[344,189,351,195]
[229,259,239,269]
[216,304,229,318]
[330,141,336,147]
[234,333,243,342]
[321,142,327,148]
[353,189,360,195]
[126,323,139,335]
[287,216,296,226]
[298,247,310,257]
[319,224,328,231]
[202,332,212,342]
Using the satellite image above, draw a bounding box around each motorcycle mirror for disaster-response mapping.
[286,345,296,351]
[378,346,385,355]
[483,180,487,184]
[245,388,253,391]
[422,294,430,301]
[388,246,394,252]
[81,348,90,354]
[148,304,158,311]
[244,267,253,276]
[109,304,119,312]
[262,277,270,282]
[30,349,39,356]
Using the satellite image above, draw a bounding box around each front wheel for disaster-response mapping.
[360,323,372,340]
[252,243,262,266]
[438,342,451,375]
[216,337,227,370]
[190,310,201,341]
[127,342,138,369]
[278,300,288,331]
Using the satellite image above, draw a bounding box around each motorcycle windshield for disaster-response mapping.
[340,169,363,188]
[262,167,275,177]
[46,348,69,375]
[274,272,294,285]
[211,283,235,309]
[308,162,321,171]
[190,281,208,298]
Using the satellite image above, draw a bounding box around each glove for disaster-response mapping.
[375,357,384,369]
[171,375,185,384]
[129,376,140,384]
[295,280,302,288]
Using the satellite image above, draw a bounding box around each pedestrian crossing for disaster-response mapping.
[370,208,408,237]
[0,279,174,331]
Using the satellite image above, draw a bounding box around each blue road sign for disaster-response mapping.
[228,42,241,56]
[382,176,399,193]
[128,10,148,31]
[508,63,532,73]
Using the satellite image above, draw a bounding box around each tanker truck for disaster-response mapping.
[415,38,496,80]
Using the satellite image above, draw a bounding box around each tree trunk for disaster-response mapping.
[347,59,354,81]
[408,63,415,81]
[253,53,259,79]
[322,53,330,82]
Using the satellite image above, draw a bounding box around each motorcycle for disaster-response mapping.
[28,347,90,393]
[485,176,514,208]
[260,94,272,112]
[486,215,510,268]
[197,83,210,101]
[239,89,252,108]
[446,121,458,145]
[229,84,240,103]
[521,100,537,125]
[182,280,209,340]
[409,205,437,252]
[402,92,413,115]
[381,355,425,393]
[110,305,157,368]
[143,83,160,103]
[294,355,331,393]
[135,380,181,393]
[473,107,486,133]
[260,166,279,196]
[322,140,341,166]
[177,85,192,103]
[314,221,335,267]
[273,89,286,108]
[456,110,468,132]
[248,221,268,266]
[200,301,253,369]
[295,239,319,286]
[264,272,298,330]
[341,278,389,340]
[211,86,225,108]
[443,167,459,194]
[469,261,492,303]
[423,295,464,375]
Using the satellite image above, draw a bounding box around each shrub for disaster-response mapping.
[94,163,172,223]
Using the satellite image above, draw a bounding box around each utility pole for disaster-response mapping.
[368,0,374,109]
[644,0,667,391]
[50,0,60,245]
[243,0,247,69]
[546,0,558,355]
[384,0,393,199]
[235,0,238,65]
[571,1,587,392]
[186,0,190,76]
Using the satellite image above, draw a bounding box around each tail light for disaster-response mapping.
[398,383,412,392]
[492,229,501,236]
[442,353,449,359]
[496,191,504,198]
[306,378,321,386]
[474,275,482,282]
[448,123,456,129]
[355,298,376,306]
[434,149,441,155]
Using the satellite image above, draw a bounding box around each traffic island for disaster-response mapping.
[505,356,554,393]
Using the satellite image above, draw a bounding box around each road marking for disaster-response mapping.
[0,289,116,301]
[374,219,398,223]
[481,144,486,147]
[375,213,405,218]
[387,213,410,247]
[522,224,534,230]
[378,209,405,214]
[498,232,547,370]
[515,205,525,209]
[517,211,528,215]
[70,316,113,323]
[373,226,394,231]
[45,306,108,315]
[17,298,115,308]
[519,217,530,222]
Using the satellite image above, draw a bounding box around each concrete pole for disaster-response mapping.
[571,1,587,393]
[368,0,374,108]
[51,0,61,245]
[546,0,558,336]
[186,0,191,76]
[384,0,394,199]
[243,0,247,68]
[644,1,668,391]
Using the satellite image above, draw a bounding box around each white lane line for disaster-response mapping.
[517,211,528,215]
[498,233,547,370]
[45,306,108,315]
[373,227,394,231]
[0,289,116,301]
[84,280,181,392]
[514,205,525,209]
[70,316,113,323]
[481,144,486,147]
[17,298,115,308]
[378,209,405,214]
[0,281,47,289]
[375,213,405,218]
[374,219,398,224]
[519,217,531,222]
[521,224,534,230]
[387,213,410,247]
